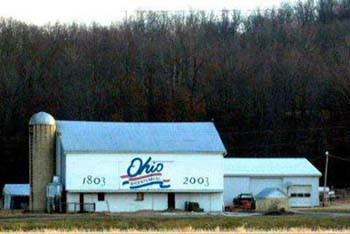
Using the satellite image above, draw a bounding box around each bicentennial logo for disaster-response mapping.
[121,157,171,189]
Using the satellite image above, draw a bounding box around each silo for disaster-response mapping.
[29,112,56,212]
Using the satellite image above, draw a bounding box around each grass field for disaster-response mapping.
[1,215,350,232]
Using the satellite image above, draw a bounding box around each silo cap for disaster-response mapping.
[29,112,55,125]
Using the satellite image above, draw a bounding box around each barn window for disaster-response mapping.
[136,193,144,201]
[98,193,105,201]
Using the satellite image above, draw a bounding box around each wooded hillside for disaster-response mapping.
[1,0,350,188]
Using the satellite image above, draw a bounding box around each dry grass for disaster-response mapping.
[1,215,350,233]
[2,227,350,233]
[296,199,350,213]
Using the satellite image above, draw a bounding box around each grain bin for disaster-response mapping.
[29,112,56,212]
[255,188,289,212]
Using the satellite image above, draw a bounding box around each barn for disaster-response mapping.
[29,112,227,212]
[224,158,322,208]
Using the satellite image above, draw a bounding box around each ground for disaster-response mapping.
[295,199,350,213]
[1,200,350,233]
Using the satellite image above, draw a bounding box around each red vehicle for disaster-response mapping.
[233,193,256,210]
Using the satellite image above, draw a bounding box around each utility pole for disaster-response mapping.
[323,151,329,207]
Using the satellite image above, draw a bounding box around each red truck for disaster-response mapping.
[233,193,256,210]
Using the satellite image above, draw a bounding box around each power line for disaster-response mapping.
[329,154,350,162]
[219,125,350,135]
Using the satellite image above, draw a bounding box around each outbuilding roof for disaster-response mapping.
[56,121,227,154]
[255,187,288,198]
[3,184,30,196]
[224,158,322,177]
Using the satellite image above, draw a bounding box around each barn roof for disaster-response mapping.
[3,184,30,196]
[56,121,227,154]
[224,158,321,177]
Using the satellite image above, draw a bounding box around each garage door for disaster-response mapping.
[249,178,283,196]
[288,185,312,207]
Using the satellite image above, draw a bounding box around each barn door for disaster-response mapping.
[79,193,84,212]
[168,193,175,209]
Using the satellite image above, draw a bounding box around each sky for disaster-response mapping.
[0,0,297,26]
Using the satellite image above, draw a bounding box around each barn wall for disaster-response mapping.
[66,192,223,212]
[63,153,223,193]
[66,193,79,212]
[175,193,223,211]
[66,192,168,212]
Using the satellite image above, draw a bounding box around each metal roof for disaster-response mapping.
[29,112,55,125]
[224,158,322,177]
[3,184,30,196]
[255,187,288,198]
[56,121,227,154]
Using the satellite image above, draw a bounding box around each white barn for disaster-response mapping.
[224,158,321,208]
[54,121,227,212]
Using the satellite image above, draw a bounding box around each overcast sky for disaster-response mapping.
[0,0,298,25]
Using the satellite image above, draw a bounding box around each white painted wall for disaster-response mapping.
[223,176,320,207]
[283,176,319,207]
[223,177,249,206]
[249,178,283,195]
[66,192,223,212]
[175,193,223,211]
[64,153,223,193]
[106,193,168,212]
[66,193,79,212]
[66,192,168,212]
[3,194,11,209]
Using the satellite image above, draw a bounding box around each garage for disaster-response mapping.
[288,185,312,207]
[224,158,321,208]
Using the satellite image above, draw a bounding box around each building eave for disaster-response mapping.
[224,174,322,177]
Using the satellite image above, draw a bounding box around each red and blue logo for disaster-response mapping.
[121,157,171,189]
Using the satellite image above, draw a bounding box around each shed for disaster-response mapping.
[2,184,30,209]
[255,188,289,212]
[224,158,321,208]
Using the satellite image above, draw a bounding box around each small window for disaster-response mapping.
[136,193,144,201]
[304,193,311,197]
[290,193,297,197]
[297,193,304,197]
[98,193,105,201]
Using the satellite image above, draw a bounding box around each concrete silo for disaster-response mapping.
[29,112,56,212]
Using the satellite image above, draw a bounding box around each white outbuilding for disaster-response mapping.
[2,184,29,209]
[224,158,321,208]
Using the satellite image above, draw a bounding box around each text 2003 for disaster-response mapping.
[183,177,209,186]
